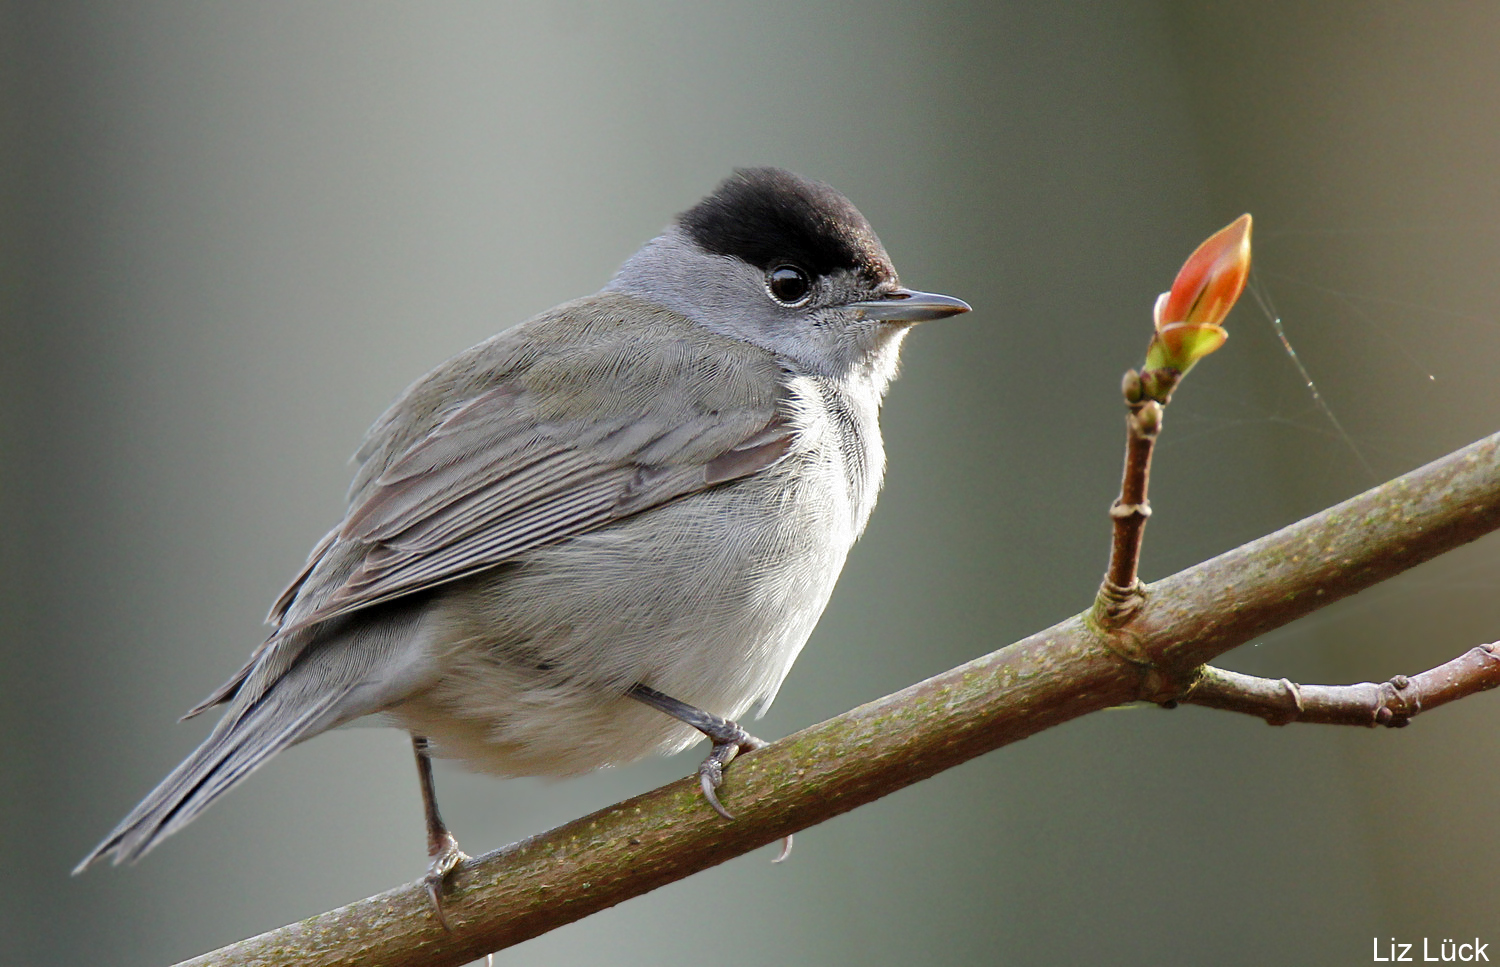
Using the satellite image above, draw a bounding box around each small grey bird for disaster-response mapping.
[76,167,970,916]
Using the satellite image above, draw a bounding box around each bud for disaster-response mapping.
[1157,214,1252,329]
[1144,214,1251,377]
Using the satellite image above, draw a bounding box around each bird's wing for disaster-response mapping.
[273,295,794,637]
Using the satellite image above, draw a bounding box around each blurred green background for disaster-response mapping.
[5,3,1500,965]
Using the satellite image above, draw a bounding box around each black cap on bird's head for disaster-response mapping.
[677,168,897,286]
[603,165,969,347]
[675,167,969,327]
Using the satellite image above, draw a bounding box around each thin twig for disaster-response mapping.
[1178,644,1500,726]
[1097,367,1177,629]
[1100,394,1161,622]
[173,429,1500,967]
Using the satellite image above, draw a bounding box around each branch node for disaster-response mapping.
[1128,398,1163,438]
[1092,578,1148,630]
[1138,369,1181,406]
[1375,674,1422,727]
[1265,678,1305,726]
[1139,663,1200,706]
[1087,591,1200,706]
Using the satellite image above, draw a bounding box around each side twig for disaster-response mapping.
[1097,212,1248,626]
[1178,644,1500,726]
[1098,371,1163,627]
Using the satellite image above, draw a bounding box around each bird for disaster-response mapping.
[75,167,971,922]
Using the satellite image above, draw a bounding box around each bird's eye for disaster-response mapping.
[765,264,812,306]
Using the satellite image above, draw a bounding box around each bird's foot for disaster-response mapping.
[696,724,765,820]
[694,724,794,861]
[424,830,470,931]
[626,683,793,860]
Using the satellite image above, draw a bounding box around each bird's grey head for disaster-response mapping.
[606,167,968,388]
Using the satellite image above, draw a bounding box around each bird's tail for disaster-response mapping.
[74,609,426,872]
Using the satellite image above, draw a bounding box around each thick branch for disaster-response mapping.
[176,430,1500,967]
[1179,644,1500,726]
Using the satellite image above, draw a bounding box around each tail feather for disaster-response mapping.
[75,605,429,873]
[74,679,347,871]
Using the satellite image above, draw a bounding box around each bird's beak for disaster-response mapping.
[848,287,972,324]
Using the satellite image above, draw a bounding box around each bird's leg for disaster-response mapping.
[626,684,792,859]
[412,735,468,930]
[625,684,764,818]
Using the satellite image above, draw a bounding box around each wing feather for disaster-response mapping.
[271,295,795,639]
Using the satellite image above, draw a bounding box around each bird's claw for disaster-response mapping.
[695,728,765,820]
[699,763,731,818]
[424,830,470,931]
